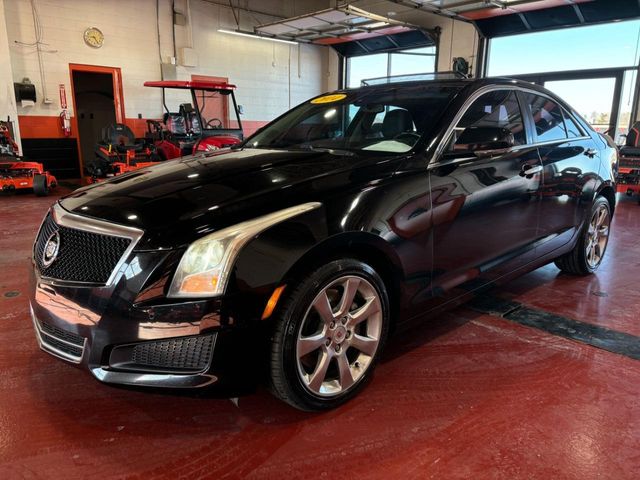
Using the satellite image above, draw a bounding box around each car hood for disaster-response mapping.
[60,148,398,249]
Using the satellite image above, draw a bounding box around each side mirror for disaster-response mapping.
[454,127,515,157]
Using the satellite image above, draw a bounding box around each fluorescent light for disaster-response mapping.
[217,29,298,45]
[365,21,389,29]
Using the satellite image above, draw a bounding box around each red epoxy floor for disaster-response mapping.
[501,197,640,337]
[1,191,639,479]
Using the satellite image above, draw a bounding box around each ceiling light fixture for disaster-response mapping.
[217,29,298,45]
[365,21,389,29]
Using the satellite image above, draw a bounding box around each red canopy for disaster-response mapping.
[143,80,236,90]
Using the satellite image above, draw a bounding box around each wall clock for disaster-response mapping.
[83,27,104,48]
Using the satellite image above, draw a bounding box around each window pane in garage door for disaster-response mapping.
[488,19,640,76]
[390,47,436,77]
[347,47,436,88]
[347,54,388,88]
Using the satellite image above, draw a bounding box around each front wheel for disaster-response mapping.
[33,174,49,196]
[270,259,390,411]
[554,196,611,275]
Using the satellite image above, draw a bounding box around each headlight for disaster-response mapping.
[167,202,322,298]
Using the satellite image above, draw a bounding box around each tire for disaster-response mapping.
[270,258,390,411]
[554,196,611,275]
[33,174,49,196]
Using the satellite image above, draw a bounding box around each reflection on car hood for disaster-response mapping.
[60,148,397,249]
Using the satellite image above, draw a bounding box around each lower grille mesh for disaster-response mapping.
[36,319,85,361]
[39,320,84,347]
[131,335,215,371]
[41,335,84,359]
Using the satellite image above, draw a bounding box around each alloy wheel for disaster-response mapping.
[296,275,383,397]
[585,203,610,269]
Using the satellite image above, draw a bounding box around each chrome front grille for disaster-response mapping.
[35,213,130,284]
[33,203,144,286]
[31,305,86,363]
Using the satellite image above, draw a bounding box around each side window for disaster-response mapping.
[523,94,567,142]
[451,90,526,152]
[562,109,584,138]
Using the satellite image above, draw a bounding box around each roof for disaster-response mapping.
[143,81,236,90]
[348,76,496,90]
[343,76,555,99]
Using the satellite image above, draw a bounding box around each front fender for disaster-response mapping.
[228,208,406,325]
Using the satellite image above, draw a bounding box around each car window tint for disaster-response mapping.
[247,85,461,153]
[292,105,350,141]
[562,109,583,138]
[524,94,567,142]
[452,90,526,150]
[371,106,415,127]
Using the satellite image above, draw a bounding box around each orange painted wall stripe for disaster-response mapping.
[18,116,269,140]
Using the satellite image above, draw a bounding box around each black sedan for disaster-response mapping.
[29,77,617,411]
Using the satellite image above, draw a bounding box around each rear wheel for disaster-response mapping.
[270,259,390,411]
[33,174,49,196]
[555,196,611,275]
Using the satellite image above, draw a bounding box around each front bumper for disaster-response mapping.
[29,266,259,390]
[30,301,218,388]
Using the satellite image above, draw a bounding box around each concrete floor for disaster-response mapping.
[1,189,639,479]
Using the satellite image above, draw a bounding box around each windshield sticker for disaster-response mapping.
[311,93,347,104]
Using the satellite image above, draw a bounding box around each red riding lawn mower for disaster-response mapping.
[85,80,244,182]
[143,80,244,159]
[86,123,162,183]
[1,121,57,196]
[616,121,640,204]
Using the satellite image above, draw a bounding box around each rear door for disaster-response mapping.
[519,92,601,257]
[428,89,544,304]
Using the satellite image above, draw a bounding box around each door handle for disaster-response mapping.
[520,164,543,177]
[584,148,597,158]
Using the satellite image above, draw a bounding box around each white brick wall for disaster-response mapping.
[4,0,336,122]
[0,0,21,150]
[190,0,328,121]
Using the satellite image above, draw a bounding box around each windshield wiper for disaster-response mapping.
[288,144,357,156]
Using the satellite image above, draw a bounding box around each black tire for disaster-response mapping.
[33,174,49,196]
[270,258,390,411]
[554,196,611,275]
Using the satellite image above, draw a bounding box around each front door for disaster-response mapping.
[427,89,543,304]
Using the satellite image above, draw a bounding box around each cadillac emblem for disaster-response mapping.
[42,231,60,267]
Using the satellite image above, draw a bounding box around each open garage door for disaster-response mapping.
[485,17,640,143]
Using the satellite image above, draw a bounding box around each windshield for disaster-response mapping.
[244,85,461,153]
[193,89,242,131]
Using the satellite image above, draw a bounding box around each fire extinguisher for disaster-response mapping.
[59,84,71,137]
[59,109,71,137]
